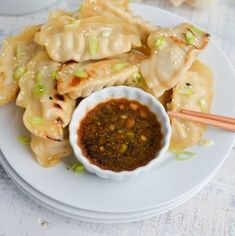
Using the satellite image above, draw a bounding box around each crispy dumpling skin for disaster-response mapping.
[57,52,146,98]
[17,50,76,141]
[34,12,141,63]
[0,25,41,106]
[168,60,213,151]
[31,131,72,167]
[79,0,156,44]
[141,23,210,98]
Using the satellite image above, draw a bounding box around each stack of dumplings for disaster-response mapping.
[0,0,213,167]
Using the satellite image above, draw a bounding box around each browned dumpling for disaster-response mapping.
[16,50,76,141]
[30,131,72,167]
[57,51,146,99]
[168,60,213,151]
[34,11,141,63]
[0,25,41,105]
[79,0,156,44]
[140,23,210,98]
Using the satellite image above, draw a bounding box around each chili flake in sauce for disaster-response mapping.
[78,99,163,172]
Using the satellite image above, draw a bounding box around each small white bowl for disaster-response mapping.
[69,86,171,181]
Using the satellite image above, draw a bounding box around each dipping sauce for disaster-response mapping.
[78,99,163,172]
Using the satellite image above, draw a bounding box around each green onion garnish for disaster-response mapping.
[177,87,193,96]
[33,83,46,96]
[185,31,195,45]
[73,70,88,78]
[17,135,31,145]
[51,71,57,80]
[154,36,166,49]
[111,62,127,73]
[28,116,44,126]
[132,72,143,83]
[174,151,197,161]
[35,72,43,83]
[88,37,99,56]
[65,19,80,28]
[127,132,135,138]
[120,144,128,153]
[13,67,26,81]
[71,163,85,173]
[199,98,208,113]
[101,29,112,38]
[191,25,204,34]
[200,138,214,147]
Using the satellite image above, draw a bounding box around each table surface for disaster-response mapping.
[0,0,235,235]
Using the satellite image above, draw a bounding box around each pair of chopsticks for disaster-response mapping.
[167,109,235,132]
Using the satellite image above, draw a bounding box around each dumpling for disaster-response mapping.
[79,0,156,43]
[141,23,210,98]
[57,51,146,98]
[17,50,76,141]
[31,131,72,167]
[0,25,41,105]
[34,12,141,63]
[168,60,213,151]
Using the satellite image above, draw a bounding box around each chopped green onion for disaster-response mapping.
[200,138,214,147]
[17,135,31,145]
[132,72,143,83]
[120,144,128,153]
[174,151,197,161]
[191,25,204,34]
[73,70,88,78]
[199,98,208,113]
[33,83,46,96]
[13,67,26,81]
[88,37,99,56]
[101,29,112,37]
[111,62,127,73]
[177,87,193,96]
[127,132,135,138]
[51,71,57,80]
[28,116,44,126]
[35,72,43,83]
[71,162,85,173]
[65,19,80,28]
[154,36,166,49]
[185,31,195,45]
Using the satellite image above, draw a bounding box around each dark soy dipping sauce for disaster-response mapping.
[78,99,163,172]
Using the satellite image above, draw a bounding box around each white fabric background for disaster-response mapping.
[0,0,235,235]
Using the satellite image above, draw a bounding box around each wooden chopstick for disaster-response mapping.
[167,110,235,132]
[181,109,235,125]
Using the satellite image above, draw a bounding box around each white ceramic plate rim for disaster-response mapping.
[0,150,218,223]
[0,3,235,214]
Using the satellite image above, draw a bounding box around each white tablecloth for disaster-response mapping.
[0,0,235,235]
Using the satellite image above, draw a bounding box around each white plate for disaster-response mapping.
[0,3,235,217]
[0,150,217,223]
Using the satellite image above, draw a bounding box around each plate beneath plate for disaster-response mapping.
[0,3,235,217]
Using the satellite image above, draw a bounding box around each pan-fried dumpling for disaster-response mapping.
[0,25,41,105]
[17,50,76,141]
[141,23,210,98]
[34,13,141,63]
[79,0,156,44]
[57,52,146,98]
[168,60,213,151]
[31,131,72,167]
